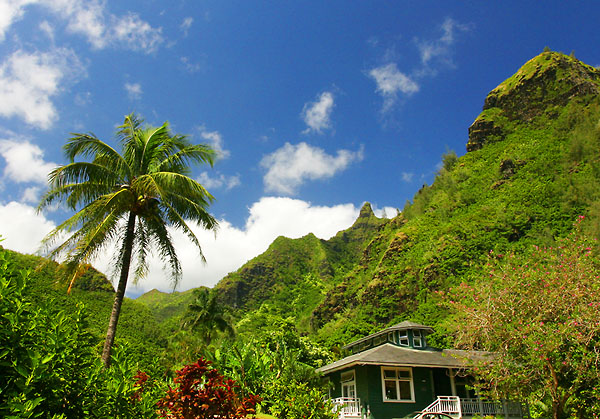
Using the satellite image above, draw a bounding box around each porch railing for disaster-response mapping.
[460,398,528,418]
[332,397,361,418]
[422,396,461,417]
[423,396,528,419]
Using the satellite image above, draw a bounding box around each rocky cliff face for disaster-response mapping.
[467,52,600,152]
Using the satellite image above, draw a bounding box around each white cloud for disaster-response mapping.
[0,48,84,129]
[127,197,362,295]
[0,201,55,254]
[367,17,469,114]
[0,0,164,53]
[401,172,414,182]
[197,126,230,160]
[180,16,193,36]
[180,56,202,73]
[261,142,364,195]
[0,139,56,184]
[302,91,334,134]
[1,197,388,296]
[416,17,471,70]
[373,206,399,219]
[21,186,42,203]
[197,172,241,191]
[368,63,419,112]
[0,0,31,41]
[124,82,142,100]
[110,12,163,53]
[39,20,54,41]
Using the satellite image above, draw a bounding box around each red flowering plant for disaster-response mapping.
[445,217,600,419]
[156,358,261,419]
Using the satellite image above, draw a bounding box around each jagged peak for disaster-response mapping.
[484,51,599,110]
[467,51,600,152]
[358,202,375,218]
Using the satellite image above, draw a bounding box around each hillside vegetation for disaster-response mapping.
[2,248,169,366]
[3,51,600,418]
[136,51,600,349]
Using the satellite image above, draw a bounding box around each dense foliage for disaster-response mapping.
[156,359,260,419]
[4,51,600,418]
[448,219,600,419]
[0,249,163,418]
[186,52,600,352]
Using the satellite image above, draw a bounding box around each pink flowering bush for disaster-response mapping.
[447,217,600,419]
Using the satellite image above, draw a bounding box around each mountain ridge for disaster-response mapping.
[136,51,600,348]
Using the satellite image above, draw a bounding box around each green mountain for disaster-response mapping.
[214,202,388,331]
[136,287,198,324]
[2,248,168,364]
[137,51,600,349]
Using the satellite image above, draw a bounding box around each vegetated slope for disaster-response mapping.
[2,248,168,364]
[139,51,600,350]
[136,287,198,324]
[213,203,388,331]
[311,51,600,347]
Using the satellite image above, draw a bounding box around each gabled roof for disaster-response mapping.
[317,343,490,374]
[342,321,435,350]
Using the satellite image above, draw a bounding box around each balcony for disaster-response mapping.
[332,397,362,418]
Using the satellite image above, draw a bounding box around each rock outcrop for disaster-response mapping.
[467,52,600,152]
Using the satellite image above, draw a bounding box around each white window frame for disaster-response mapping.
[341,370,356,399]
[381,367,415,403]
[413,329,424,348]
[398,330,409,346]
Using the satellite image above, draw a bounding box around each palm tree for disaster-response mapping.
[38,113,218,366]
[182,288,234,346]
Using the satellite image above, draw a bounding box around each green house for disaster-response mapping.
[317,321,528,419]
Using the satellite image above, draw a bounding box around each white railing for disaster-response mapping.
[422,396,461,417]
[332,397,362,418]
[460,398,526,418]
[423,396,527,419]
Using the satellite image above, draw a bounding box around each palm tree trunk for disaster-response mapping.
[101,211,136,367]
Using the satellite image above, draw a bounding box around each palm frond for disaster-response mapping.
[63,134,130,177]
[132,221,150,283]
[156,143,216,173]
[143,211,182,287]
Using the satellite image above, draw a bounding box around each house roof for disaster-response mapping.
[317,343,490,374]
[342,321,435,350]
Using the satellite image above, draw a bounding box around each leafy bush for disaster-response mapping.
[268,381,336,419]
[0,249,162,418]
[156,358,260,419]
[447,218,600,419]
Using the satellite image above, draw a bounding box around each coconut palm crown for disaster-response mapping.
[38,113,218,365]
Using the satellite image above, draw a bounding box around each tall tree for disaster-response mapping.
[38,114,218,366]
[182,288,234,346]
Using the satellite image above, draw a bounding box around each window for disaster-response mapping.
[398,330,409,346]
[381,367,414,402]
[341,370,356,399]
[387,332,394,342]
[413,329,424,348]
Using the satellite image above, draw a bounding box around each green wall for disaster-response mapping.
[328,365,454,419]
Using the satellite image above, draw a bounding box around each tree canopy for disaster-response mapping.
[448,218,600,418]
[38,113,218,365]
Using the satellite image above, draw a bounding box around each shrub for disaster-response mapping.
[156,358,260,419]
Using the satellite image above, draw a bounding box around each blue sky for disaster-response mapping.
[0,1,598,296]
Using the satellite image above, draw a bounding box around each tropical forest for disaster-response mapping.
[2,51,600,419]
